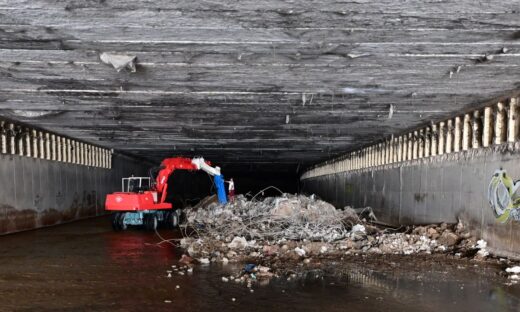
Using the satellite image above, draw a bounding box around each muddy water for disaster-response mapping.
[0,217,519,311]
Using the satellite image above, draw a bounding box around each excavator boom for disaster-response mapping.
[154,157,198,204]
[105,156,227,231]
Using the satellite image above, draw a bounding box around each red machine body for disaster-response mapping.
[105,157,204,212]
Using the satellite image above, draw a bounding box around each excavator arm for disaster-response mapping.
[154,157,228,205]
[154,157,198,203]
[105,156,227,231]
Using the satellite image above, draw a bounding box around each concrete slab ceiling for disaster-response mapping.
[0,0,519,173]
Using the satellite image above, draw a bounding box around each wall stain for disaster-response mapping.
[414,193,427,203]
[0,191,101,234]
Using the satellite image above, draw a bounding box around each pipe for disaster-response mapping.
[407,133,413,160]
[0,121,6,154]
[495,102,507,145]
[75,141,81,164]
[71,140,76,163]
[446,119,453,154]
[438,122,445,155]
[38,131,45,159]
[483,107,493,147]
[56,136,62,161]
[45,133,51,160]
[25,128,31,157]
[431,124,438,156]
[508,98,519,143]
[418,129,424,158]
[32,129,38,158]
[472,110,481,149]
[424,127,431,157]
[18,127,24,156]
[51,134,56,161]
[412,131,418,159]
[80,143,85,165]
[9,123,16,155]
[462,114,471,151]
[454,116,462,152]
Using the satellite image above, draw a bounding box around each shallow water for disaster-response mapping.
[0,217,518,311]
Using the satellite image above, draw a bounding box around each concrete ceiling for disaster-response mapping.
[0,0,519,172]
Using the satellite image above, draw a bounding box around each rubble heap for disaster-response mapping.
[185,194,356,242]
[179,194,487,267]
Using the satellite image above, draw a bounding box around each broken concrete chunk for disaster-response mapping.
[506,266,520,274]
[100,52,137,72]
[294,247,306,257]
[427,228,438,237]
[228,237,248,249]
[437,231,460,247]
[413,226,427,236]
[351,224,366,234]
[179,254,193,265]
[475,239,487,249]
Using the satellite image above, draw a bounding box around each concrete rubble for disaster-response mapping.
[175,194,501,286]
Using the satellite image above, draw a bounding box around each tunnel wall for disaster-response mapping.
[301,143,520,259]
[0,153,149,234]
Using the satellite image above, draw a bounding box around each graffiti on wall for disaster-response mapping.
[488,169,520,222]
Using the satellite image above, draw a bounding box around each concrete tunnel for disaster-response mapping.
[1,0,520,310]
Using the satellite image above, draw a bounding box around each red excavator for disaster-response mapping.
[105,157,227,231]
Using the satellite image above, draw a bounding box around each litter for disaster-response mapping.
[244,264,256,274]
[506,266,520,274]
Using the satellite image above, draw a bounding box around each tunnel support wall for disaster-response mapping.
[302,143,520,259]
[0,153,148,234]
[301,95,520,258]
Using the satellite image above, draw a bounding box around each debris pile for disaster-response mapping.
[179,194,490,272]
[506,266,520,284]
[184,194,356,242]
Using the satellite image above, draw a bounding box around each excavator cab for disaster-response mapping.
[123,176,151,193]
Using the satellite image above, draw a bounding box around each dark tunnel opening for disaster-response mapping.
[163,167,300,209]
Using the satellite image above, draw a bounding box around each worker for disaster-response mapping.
[227,178,235,202]
[128,174,136,192]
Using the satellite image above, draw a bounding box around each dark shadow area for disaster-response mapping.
[163,168,299,208]
[164,170,214,209]
[224,171,299,197]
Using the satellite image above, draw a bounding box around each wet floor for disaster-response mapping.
[0,217,519,311]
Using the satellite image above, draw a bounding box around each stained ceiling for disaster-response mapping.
[0,0,519,173]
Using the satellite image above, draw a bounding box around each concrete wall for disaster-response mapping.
[301,142,520,259]
[0,153,148,234]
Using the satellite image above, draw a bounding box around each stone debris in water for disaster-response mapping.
[178,194,510,286]
[182,196,479,259]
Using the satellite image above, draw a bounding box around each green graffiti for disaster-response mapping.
[488,169,520,223]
